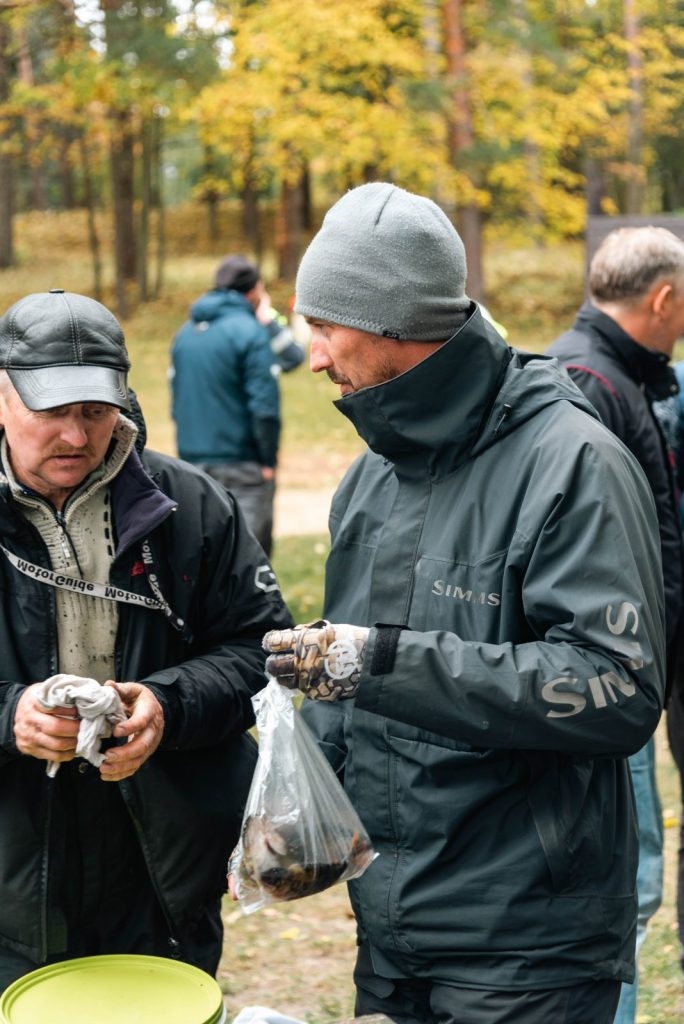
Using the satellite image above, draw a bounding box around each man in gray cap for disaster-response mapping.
[170,255,304,557]
[262,184,666,1024]
[0,289,292,990]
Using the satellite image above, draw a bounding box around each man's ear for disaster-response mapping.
[245,281,264,308]
[651,280,674,318]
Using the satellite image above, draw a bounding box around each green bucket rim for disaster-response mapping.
[0,954,225,1024]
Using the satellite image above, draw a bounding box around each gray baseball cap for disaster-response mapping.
[0,289,130,411]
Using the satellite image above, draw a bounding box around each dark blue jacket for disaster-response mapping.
[171,290,280,467]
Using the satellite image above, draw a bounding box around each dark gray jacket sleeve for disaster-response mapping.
[357,432,666,758]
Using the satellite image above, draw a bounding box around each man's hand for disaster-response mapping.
[255,291,272,324]
[99,681,164,782]
[14,683,80,765]
[262,619,369,700]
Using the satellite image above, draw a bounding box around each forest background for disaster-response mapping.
[2,0,684,313]
[1,1,684,1021]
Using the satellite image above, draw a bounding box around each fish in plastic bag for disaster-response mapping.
[232,678,376,913]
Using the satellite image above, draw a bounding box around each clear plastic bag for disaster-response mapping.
[232,1009,305,1024]
[233,677,376,914]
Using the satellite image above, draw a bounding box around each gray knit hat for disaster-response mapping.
[295,183,470,342]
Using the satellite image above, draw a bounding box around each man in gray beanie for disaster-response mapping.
[262,184,666,1024]
[295,183,470,341]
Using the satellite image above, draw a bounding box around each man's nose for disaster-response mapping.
[309,336,332,373]
[59,417,89,446]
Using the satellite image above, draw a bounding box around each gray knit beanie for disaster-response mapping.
[295,183,470,342]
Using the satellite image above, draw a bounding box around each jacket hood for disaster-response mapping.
[334,304,599,477]
[189,288,254,324]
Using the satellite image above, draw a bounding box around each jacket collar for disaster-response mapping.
[0,417,176,554]
[333,304,512,478]
[110,446,176,554]
[190,288,255,324]
[575,301,678,402]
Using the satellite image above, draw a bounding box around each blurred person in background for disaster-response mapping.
[547,225,684,1024]
[654,355,684,1004]
[170,255,304,557]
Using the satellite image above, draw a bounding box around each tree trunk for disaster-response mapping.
[512,0,543,243]
[623,0,644,214]
[196,143,219,243]
[152,115,165,300]
[60,132,77,209]
[0,18,14,269]
[110,107,137,317]
[202,193,218,243]
[276,174,306,280]
[138,116,151,303]
[102,0,138,315]
[56,0,79,209]
[17,21,46,211]
[79,132,103,301]
[241,130,262,257]
[242,182,261,260]
[585,156,605,217]
[442,0,484,302]
[301,167,312,231]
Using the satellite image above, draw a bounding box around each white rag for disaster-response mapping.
[231,1010,305,1024]
[35,673,127,777]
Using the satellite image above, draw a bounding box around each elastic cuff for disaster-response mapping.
[144,682,182,746]
[370,624,406,676]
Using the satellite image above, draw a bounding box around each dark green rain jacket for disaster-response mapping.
[303,304,666,990]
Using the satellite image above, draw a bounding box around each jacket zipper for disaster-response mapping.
[39,779,55,961]
[55,510,75,566]
[119,780,182,960]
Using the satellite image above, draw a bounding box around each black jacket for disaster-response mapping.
[548,302,683,674]
[0,443,293,963]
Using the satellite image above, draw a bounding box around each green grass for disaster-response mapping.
[638,731,682,1023]
[271,534,328,625]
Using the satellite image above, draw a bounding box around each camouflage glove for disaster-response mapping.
[262,619,369,701]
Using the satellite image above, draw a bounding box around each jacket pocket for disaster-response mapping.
[523,751,630,895]
[411,549,508,637]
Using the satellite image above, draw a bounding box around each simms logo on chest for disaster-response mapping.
[432,579,501,606]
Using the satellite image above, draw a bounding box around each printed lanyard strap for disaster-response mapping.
[0,540,188,636]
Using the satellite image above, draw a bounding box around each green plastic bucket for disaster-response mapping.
[0,954,226,1024]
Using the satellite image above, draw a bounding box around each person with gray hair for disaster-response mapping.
[0,289,292,991]
[261,184,667,1024]
[588,225,684,305]
[547,224,684,1024]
